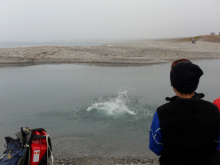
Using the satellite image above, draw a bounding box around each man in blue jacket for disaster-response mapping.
[149,59,220,165]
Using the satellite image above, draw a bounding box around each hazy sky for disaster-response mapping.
[1,0,220,42]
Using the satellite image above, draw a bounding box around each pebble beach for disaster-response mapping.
[0,37,220,65]
[53,156,159,165]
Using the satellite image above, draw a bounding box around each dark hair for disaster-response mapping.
[171,84,194,95]
[179,92,194,95]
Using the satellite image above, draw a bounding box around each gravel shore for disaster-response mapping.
[0,40,220,65]
[52,156,159,165]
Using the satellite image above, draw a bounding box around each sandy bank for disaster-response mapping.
[0,40,220,65]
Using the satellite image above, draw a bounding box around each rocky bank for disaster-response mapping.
[0,40,220,65]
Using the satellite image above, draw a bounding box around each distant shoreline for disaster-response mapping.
[0,37,219,65]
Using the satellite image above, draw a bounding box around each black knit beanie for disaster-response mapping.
[170,62,203,94]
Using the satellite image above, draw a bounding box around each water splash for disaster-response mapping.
[87,91,136,116]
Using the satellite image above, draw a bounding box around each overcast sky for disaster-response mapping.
[0,0,220,42]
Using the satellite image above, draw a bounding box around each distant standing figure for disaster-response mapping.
[192,38,195,44]
[195,38,197,44]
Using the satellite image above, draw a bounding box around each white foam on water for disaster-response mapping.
[87,91,136,116]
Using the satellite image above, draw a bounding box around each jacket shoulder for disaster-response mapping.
[157,98,219,117]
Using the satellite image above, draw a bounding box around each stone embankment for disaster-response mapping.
[0,40,220,65]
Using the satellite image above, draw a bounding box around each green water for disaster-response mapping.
[0,59,219,158]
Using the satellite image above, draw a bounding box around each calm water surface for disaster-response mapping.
[0,59,219,158]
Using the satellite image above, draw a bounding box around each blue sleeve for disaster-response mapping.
[216,131,220,150]
[215,111,220,150]
[149,111,164,156]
